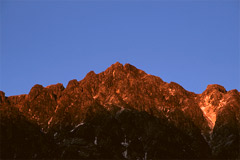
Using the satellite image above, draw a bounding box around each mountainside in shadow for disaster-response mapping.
[1,62,240,159]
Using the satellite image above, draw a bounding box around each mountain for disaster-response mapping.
[1,62,239,159]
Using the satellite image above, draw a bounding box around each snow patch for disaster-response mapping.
[94,136,98,145]
[40,128,47,134]
[70,123,84,132]
[48,117,53,125]
[54,132,58,137]
[93,94,99,99]
[121,135,129,147]
[117,107,125,115]
[122,149,128,159]
[144,152,148,160]
[54,105,59,113]
[76,122,84,127]
[113,70,116,77]
[121,135,129,158]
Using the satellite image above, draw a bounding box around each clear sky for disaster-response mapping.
[0,0,239,96]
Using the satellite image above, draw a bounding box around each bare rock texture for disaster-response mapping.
[0,62,239,159]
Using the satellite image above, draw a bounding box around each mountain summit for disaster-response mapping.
[1,62,240,159]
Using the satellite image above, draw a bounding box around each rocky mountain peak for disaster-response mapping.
[123,63,138,72]
[103,62,147,79]
[204,84,227,94]
[112,61,124,68]
[46,83,64,90]
[0,62,239,159]
[85,71,97,79]
[105,62,124,73]
[66,79,79,90]
[227,89,240,96]
[198,84,230,130]
[28,84,44,99]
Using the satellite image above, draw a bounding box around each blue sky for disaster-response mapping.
[0,0,239,96]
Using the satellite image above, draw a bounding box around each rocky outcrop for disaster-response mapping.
[0,62,239,159]
[0,91,6,104]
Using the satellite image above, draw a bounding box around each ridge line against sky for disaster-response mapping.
[0,0,239,96]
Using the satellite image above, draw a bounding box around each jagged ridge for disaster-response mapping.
[1,62,239,159]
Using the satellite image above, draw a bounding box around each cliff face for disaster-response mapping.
[1,62,239,159]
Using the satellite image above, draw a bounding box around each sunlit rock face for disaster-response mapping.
[1,62,239,159]
[198,84,227,129]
